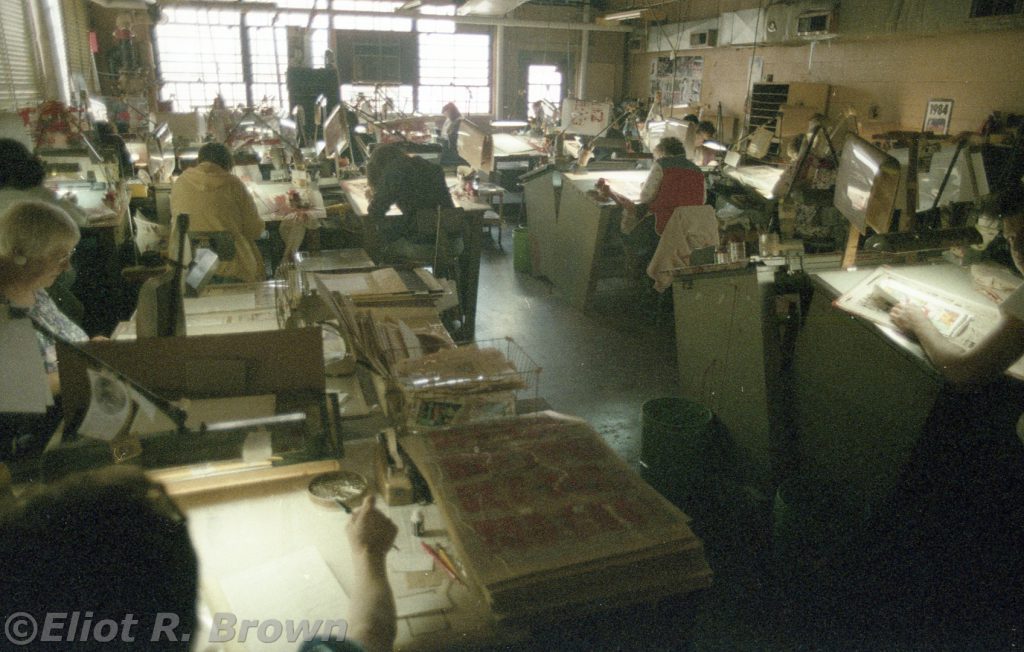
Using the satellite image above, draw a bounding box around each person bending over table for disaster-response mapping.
[365,144,456,262]
[0,201,93,459]
[170,143,266,283]
[0,465,399,652]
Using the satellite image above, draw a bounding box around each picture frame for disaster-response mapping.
[922,98,953,135]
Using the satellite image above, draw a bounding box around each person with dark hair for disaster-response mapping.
[169,142,266,282]
[93,121,134,180]
[691,121,718,166]
[439,102,463,165]
[0,465,398,652]
[365,144,455,260]
[0,138,88,227]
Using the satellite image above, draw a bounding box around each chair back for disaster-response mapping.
[411,207,466,278]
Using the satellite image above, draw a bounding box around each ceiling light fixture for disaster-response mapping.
[602,9,644,21]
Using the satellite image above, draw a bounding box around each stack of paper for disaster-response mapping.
[400,412,713,621]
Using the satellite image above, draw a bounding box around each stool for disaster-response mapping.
[476,183,506,250]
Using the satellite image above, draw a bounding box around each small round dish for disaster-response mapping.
[307,471,369,510]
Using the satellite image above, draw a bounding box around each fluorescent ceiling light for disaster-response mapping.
[602,9,643,21]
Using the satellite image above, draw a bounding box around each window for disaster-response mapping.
[527,64,562,109]
[0,0,41,110]
[156,8,246,111]
[417,33,490,114]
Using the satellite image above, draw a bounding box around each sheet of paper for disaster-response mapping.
[185,293,258,314]
[0,315,52,413]
[317,274,372,296]
[218,545,352,652]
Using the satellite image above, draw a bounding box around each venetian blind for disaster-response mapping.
[0,0,42,111]
[61,0,98,95]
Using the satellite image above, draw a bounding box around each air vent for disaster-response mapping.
[795,10,834,36]
[689,29,718,47]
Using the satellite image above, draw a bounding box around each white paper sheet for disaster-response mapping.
[218,545,352,652]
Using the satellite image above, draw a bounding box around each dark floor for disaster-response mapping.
[468,223,1024,652]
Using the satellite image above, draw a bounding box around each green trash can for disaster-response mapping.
[639,397,715,504]
[513,226,531,274]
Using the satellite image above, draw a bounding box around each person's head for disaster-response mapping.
[655,136,686,159]
[442,102,461,120]
[197,142,233,171]
[696,121,716,145]
[0,201,80,292]
[0,465,198,651]
[683,114,699,125]
[366,143,409,190]
[0,138,46,190]
[990,181,1024,273]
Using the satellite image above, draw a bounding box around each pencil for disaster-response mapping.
[420,541,463,584]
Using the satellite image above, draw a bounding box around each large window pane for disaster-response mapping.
[417,33,490,114]
[156,8,244,111]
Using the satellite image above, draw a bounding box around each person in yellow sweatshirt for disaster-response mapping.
[169,143,266,282]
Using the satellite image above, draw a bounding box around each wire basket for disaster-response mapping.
[392,336,540,400]
[391,337,542,431]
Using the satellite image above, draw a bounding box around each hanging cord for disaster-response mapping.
[740,0,766,134]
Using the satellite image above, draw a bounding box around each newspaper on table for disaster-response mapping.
[834,266,1024,380]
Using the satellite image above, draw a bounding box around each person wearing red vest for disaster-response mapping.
[640,136,707,236]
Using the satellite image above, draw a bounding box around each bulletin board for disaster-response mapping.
[560,99,613,136]
[649,56,703,109]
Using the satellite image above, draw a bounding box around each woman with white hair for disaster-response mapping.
[0,201,89,396]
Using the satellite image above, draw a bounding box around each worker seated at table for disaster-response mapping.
[0,465,399,652]
[365,143,457,262]
[598,136,706,266]
[0,201,93,459]
[691,121,717,167]
[169,143,266,283]
[94,121,134,181]
[439,102,464,166]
